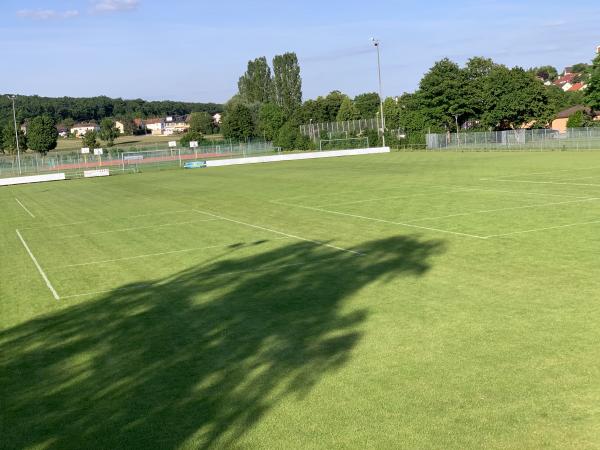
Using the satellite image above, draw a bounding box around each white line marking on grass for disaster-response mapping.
[442,185,591,199]
[273,182,452,203]
[20,209,195,231]
[486,219,600,238]
[273,202,488,240]
[58,218,219,239]
[194,209,366,255]
[16,229,60,300]
[15,198,35,218]
[311,185,591,208]
[58,237,291,268]
[495,179,600,188]
[314,188,470,208]
[405,198,600,223]
[480,165,600,181]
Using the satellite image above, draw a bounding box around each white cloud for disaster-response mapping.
[91,0,140,13]
[16,9,80,20]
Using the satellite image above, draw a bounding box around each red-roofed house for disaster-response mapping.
[567,82,587,92]
[554,73,577,91]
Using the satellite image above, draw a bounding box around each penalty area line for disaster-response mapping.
[194,209,366,256]
[485,218,600,238]
[16,229,60,300]
[15,198,35,218]
[272,201,488,240]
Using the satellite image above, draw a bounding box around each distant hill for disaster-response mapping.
[0,94,223,125]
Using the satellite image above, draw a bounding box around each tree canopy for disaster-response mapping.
[221,103,255,141]
[0,95,222,128]
[1,122,27,154]
[99,118,120,147]
[238,57,273,104]
[586,53,600,111]
[26,115,58,154]
[272,52,303,116]
[188,112,215,135]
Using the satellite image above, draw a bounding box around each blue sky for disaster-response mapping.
[1,0,599,103]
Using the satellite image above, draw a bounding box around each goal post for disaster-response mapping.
[319,137,370,151]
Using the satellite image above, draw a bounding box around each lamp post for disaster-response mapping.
[454,114,460,147]
[371,38,386,147]
[7,95,22,175]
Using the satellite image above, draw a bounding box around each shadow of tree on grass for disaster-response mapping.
[1,235,444,449]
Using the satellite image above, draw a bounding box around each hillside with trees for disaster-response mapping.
[0,95,222,126]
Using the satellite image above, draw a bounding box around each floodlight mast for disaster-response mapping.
[371,38,386,147]
[7,95,22,175]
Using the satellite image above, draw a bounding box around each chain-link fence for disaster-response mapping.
[426,127,600,151]
[0,141,277,179]
[300,118,382,141]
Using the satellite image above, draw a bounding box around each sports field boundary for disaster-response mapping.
[205,147,390,168]
[15,198,35,218]
[16,229,60,300]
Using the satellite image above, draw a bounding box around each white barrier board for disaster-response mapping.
[0,172,66,187]
[84,169,110,178]
[206,147,390,168]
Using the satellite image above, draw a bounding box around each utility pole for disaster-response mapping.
[7,95,22,175]
[371,38,386,147]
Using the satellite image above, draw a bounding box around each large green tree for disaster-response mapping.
[258,103,285,141]
[179,130,205,147]
[238,57,273,104]
[586,53,600,111]
[27,115,58,154]
[273,121,311,151]
[336,98,361,122]
[82,130,99,149]
[272,52,302,116]
[481,66,549,129]
[353,93,380,119]
[188,112,214,134]
[1,122,27,154]
[221,103,255,141]
[382,97,401,130]
[99,118,120,146]
[462,57,499,123]
[418,58,467,130]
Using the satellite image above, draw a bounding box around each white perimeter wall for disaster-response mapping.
[0,173,66,187]
[206,147,390,168]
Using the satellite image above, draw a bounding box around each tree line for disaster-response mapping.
[218,52,385,150]
[219,50,600,149]
[3,49,599,154]
[0,95,222,126]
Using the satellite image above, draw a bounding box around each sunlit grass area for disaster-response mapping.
[2,151,600,449]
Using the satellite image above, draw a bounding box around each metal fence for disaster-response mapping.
[0,141,277,179]
[426,127,600,151]
[300,118,382,141]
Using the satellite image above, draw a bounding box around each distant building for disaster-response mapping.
[144,117,165,135]
[163,115,189,135]
[552,106,600,133]
[567,82,587,92]
[115,120,126,134]
[56,124,69,138]
[71,122,99,137]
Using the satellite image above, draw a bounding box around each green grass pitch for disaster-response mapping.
[2,151,600,449]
